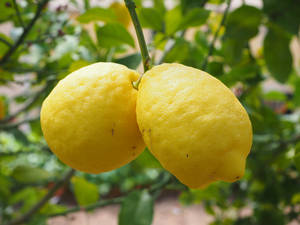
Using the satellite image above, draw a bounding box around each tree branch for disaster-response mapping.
[124,0,151,89]
[48,172,171,218]
[0,83,52,124]
[12,0,25,28]
[0,0,49,65]
[202,0,232,71]
[0,37,13,47]
[0,117,40,130]
[48,197,123,218]
[4,169,75,225]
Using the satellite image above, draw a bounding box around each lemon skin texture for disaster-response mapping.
[41,62,144,174]
[136,63,252,189]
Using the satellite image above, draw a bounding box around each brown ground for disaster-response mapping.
[48,198,213,225]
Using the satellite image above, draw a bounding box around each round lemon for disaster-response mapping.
[41,62,144,173]
[136,63,252,188]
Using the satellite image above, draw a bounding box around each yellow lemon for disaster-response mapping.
[136,63,252,188]
[41,62,144,173]
[110,2,131,28]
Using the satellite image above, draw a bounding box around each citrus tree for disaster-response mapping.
[0,0,300,225]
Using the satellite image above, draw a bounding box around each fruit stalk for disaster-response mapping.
[124,0,151,89]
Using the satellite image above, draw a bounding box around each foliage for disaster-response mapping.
[0,0,299,225]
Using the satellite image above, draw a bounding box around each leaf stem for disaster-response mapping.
[201,0,232,71]
[0,0,49,65]
[4,169,75,225]
[12,0,25,28]
[124,0,151,89]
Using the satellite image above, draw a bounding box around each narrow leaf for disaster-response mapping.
[119,190,154,225]
[96,23,135,48]
[264,27,292,83]
[77,7,117,23]
[71,176,99,206]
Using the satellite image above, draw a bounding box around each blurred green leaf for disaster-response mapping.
[207,61,224,77]
[0,174,12,200]
[132,148,162,170]
[0,34,12,56]
[220,64,257,86]
[0,1,14,22]
[11,165,52,184]
[77,7,117,23]
[293,78,300,106]
[180,8,210,29]
[263,0,300,34]
[165,6,182,35]
[294,142,300,172]
[68,60,90,73]
[96,23,135,48]
[119,190,154,225]
[226,5,262,41]
[180,0,207,12]
[165,6,209,35]
[71,176,99,206]
[10,187,46,213]
[164,38,190,63]
[137,8,163,31]
[153,0,166,15]
[114,53,141,69]
[264,91,287,101]
[263,27,292,83]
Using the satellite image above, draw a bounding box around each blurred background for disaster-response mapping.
[0,0,300,224]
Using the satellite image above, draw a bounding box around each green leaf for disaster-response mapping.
[222,39,245,65]
[264,91,287,101]
[77,7,117,23]
[263,27,292,83]
[153,0,166,15]
[132,148,162,170]
[225,5,262,41]
[114,53,141,69]
[71,176,99,206]
[11,165,52,184]
[96,23,135,48]
[0,1,14,22]
[165,6,209,35]
[220,64,258,86]
[180,8,210,30]
[165,6,182,36]
[0,34,12,56]
[181,0,207,13]
[137,8,163,31]
[294,142,300,172]
[68,60,90,73]
[10,187,46,213]
[163,38,190,63]
[119,190,154,225]
[0,174,12,200]
[263,0,300,34]
[293,78,300,106]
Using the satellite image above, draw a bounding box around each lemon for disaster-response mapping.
[136,63,252,188]
[110,2,131,28]
[41,62,144,173]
